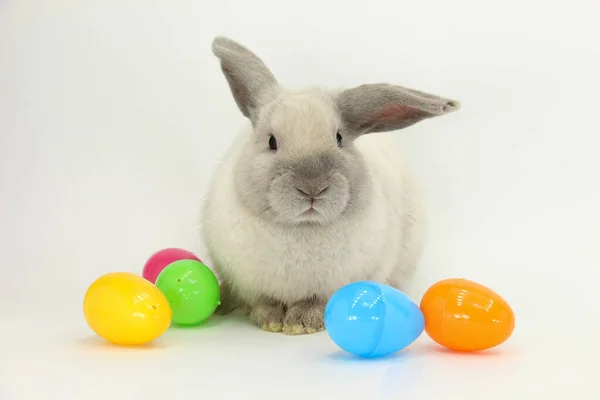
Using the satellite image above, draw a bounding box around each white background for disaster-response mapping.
[1,0,599,399]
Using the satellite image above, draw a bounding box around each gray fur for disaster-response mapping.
[203,36,460,334]
[249,299,286,333]
[212,36,279,124]
[282,297,326,335]
[338,83,460,134]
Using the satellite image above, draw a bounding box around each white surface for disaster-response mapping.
[0,312,595,400]
[1,0,599,399]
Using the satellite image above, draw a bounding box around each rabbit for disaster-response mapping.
[201,36,460,335]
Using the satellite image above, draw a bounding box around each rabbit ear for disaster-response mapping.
[337,83,460,134]
[212,36,278,124]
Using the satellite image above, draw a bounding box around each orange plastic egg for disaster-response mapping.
[420,278,515,352]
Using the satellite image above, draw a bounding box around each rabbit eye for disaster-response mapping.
[269,135,278,151]
[336,132,343,148]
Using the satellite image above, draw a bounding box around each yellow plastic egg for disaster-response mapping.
[83,272,172,345]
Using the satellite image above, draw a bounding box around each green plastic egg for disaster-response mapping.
[155,259,220,325]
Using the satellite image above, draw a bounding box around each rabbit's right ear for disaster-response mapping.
[337,83,460,135]
[212,36,279,124]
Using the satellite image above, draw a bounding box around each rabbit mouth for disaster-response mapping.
[298,207,322,218]
[267,171,350,224]
[294,205,332,223]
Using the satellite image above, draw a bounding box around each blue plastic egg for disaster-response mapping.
[324,281,425,358]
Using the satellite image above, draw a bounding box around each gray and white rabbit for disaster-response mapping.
[202,36,460,335]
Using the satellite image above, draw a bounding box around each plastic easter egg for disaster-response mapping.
[324,281,425,358]
[420,278,515,352]
[155,260,220,325]
[83,272,172,345]
[142,248,201,284]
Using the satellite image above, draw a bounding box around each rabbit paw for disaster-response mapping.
[250,302,286,333]
[282,298,325,335]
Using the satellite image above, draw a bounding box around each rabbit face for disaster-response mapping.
[233,90,369,225]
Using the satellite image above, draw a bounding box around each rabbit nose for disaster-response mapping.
[295,185,329,198]
[316,186,329,196]
[296,187,310,197]
[293,153,335,197]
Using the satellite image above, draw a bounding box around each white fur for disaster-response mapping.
[202,127,425,306]
[201,36,459,312]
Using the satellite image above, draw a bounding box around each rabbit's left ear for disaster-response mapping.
[337,83,460,135]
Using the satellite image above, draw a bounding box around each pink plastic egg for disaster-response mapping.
[142,248,201,284]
